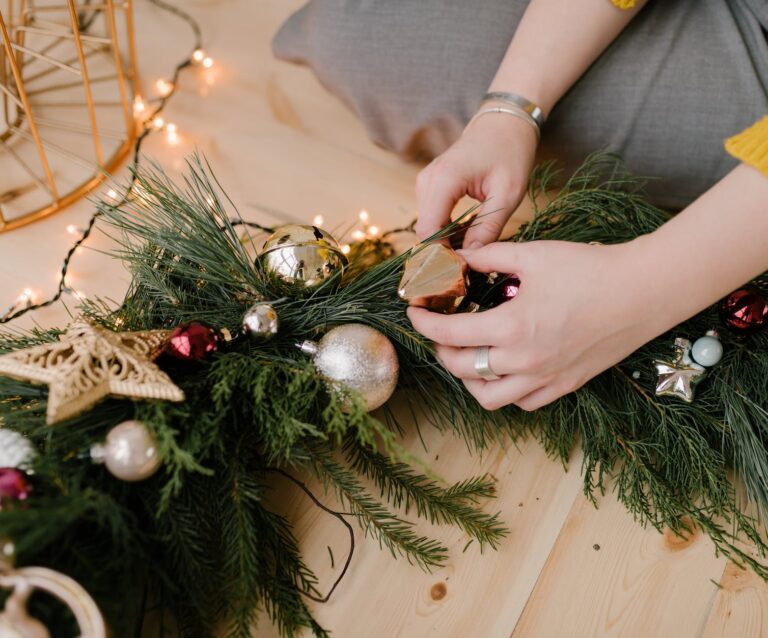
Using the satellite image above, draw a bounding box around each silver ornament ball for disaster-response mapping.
[91,420,162,482]
[690,331,723,368]
[242,302,279,341]
[300,324,399,412]
[0,429,36,471]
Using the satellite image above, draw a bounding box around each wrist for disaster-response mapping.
[488,74,555,119]
[464,106,540,147]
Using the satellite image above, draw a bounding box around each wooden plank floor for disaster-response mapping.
[1,1,767,636]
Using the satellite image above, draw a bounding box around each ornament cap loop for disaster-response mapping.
[297,341,318,356]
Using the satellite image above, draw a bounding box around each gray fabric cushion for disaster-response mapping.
[273,0,768,209]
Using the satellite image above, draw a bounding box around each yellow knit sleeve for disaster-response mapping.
[610,0,637,8]
[725,116,768,178]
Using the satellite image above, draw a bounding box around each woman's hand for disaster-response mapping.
[415,114,538,249]
[407,240,663,411]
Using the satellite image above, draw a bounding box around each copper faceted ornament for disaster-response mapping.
[398,243,468,313]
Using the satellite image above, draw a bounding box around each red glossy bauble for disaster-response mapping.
[719,286,768,335]
[0,467,31,508]
[166,321,219,361]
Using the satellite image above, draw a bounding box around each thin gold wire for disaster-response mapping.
[0,0,138,232]
[0,11,58,203]
[66,0,103,166]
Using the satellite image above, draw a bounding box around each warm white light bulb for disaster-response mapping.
[133,97,145,114]
[153,116,165,129]
[312,214,324,226]
[202,56,214,69]
[359,210,369,223]
[107,189,118,201]
[192,48,205,62]
[341,244,351,255]
[167,130,179,145]
[352,230,365,241]
[156,79,173,97]
[166,123,177,133]
[66,224,78,235]
[368,225,380,236]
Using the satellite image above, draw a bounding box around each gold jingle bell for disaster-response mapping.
[257,224,347,295]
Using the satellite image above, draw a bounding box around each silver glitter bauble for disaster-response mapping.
[0,429,36,471]
[257,224,347,296]
[242,302,279,341]
[299,324,399,411]
[91,420,162,482]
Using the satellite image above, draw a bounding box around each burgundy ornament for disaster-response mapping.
[719,286,768,335]
[497,274,521,302]
[484,273,521,308]
[166,321,220,361]
[0,468,31,508]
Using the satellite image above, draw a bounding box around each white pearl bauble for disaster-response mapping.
[300,324,399,411]
[0,429,36,471]
[93,421,162,482]
[690,334,723,368]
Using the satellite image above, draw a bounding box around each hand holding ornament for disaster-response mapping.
[407,240,666,411]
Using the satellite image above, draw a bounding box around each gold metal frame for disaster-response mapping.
[0,0,138,232]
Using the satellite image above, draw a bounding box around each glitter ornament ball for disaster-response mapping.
[690,331,723,368]
[166,321,219,361]
[719,286,768,335]
[242,302,279,341]
[92,420,162,482]
[0,469,31,509]
[258,224,347,296]
[0,430,36,470]
[300,324,399,411]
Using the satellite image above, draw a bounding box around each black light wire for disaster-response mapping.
[0,0,359,608]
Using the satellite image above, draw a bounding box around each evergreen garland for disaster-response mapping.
[0,153,765,637]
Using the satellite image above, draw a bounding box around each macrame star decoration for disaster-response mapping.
[653,337,706,403]
[0,320,185,425]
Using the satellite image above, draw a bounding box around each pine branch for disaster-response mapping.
[308,446,449,570]
[344,437,508,549]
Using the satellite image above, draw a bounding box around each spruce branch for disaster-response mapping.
[343,436,507,548]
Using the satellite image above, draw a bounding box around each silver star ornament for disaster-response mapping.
[653,337,706,403]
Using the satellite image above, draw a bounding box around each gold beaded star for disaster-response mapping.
[653,338,706,403]
[0,320,185,425]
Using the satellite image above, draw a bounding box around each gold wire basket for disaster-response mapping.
[0,0,138,232]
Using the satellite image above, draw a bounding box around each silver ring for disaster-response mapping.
[474,346,500,381]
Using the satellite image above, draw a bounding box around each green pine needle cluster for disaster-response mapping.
[0,153,765,637]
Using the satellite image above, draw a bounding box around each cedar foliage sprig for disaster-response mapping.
[0,153,766,637]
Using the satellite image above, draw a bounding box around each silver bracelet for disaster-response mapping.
[467,106,540,142]
[482,91,546,128]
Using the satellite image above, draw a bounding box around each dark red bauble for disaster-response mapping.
[719,286,768,335]
[167,321,219,360]
[0,467,31,509]
[497,274,521,302]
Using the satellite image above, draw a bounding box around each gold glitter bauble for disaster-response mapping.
[0,320,185,425]
[257,224,347,296]
[299,324,399,411]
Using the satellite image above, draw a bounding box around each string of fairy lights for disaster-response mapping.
[1,0,394,325]
[0,0,402,606]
